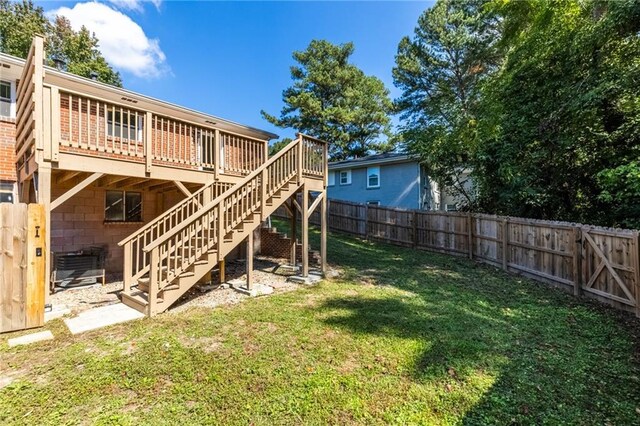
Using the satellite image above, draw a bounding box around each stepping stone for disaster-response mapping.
[8,330,54,347]
[288,272,323,285]
[44,304,71,322]
[64,303,145,335]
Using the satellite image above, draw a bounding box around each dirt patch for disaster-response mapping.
[178,335,224,354]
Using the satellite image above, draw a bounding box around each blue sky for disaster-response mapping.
[40,1,432,140]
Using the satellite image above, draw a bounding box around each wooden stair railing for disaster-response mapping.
[120,134,327,315]
[118,181,233,292]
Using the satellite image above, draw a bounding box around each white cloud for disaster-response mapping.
[48,2,168,78]
[106,0,162,13]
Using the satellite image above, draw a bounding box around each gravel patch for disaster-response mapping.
[50,281,122,316]
[169,256,300,313]
[49,256,331,316]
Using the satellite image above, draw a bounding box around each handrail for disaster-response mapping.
[143,136,302,253]
[297,132,328,144]
[118,181,216,246]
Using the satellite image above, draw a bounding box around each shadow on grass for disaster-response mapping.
[312,227,640,424]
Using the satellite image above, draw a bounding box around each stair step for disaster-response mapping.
[122,291,165,313]
[194,260,208,265]
[180,271,195,278]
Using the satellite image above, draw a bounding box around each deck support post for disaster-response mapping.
[246,231,253,290]
[320,190,327,276]
[218,259,225,284]
[302,186,309,277]
[290,197,297,267]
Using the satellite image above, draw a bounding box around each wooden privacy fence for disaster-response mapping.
[1,203,47,333]
[275,199,640,317]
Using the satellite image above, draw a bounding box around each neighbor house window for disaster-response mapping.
[0,80,15,118]
[367,166,380,188]
[367,200,380,206]
[339,170,351,185]
[328,171,335,186]
[107,110,143,141]
[445,204,458,212]
[105,190,142,222]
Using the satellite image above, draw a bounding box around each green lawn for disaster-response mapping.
[1,222,639,425]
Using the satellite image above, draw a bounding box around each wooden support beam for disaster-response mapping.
[218,259,225,284]
[51,172,103,211]
[302,187,309,277]
[94,175,131,188]
[246,232,253,290]
[290,197,297,267]
[173,181,192,197]
[55,170,82,184]
[320,190,327,276]
[115,177,149,189]
[282,201,293,217]
[292,198,302,214]
[306,191,323,220]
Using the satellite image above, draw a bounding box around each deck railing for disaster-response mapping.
[16,35,270,181]
[53,89,268,175]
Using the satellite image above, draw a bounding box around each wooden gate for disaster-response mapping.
[580,227,639,315]
[0,203,46,333]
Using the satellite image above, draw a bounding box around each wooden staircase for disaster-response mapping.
[118,134,327,316]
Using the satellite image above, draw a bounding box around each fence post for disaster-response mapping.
[573,226,583,297]
[363,203,369,239]
[467,212,473,260]
[412,210,418,248]
[502,217,509,271]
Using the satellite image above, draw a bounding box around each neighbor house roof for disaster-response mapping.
[0,51,278,141]
[328,152,415,170]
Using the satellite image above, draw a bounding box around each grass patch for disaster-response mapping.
[1,220,639,424]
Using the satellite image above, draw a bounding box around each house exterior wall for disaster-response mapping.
[0,118,17,182]
[50,182,186,275]
[328,161,421,209]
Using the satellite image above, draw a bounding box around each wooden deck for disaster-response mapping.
[13,36,329,317]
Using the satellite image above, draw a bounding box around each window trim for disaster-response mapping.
[339,170,351,185]
[366,200,380,206]
[366,166,380,189]
[328,171,335,186]
[0,80,16,119]
[104,190,143,223]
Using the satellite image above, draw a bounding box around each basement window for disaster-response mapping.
[105,190,142,222]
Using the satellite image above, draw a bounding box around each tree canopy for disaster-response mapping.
[262,40,394,161]
[473,0,640,227]
[0,0,122,87]
[393,0,499,206]
[395,0,640,227]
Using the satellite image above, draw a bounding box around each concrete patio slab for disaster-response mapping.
[64,303,145,335]
[8,330,54,347]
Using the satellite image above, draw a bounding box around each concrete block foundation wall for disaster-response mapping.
[50,182,186,275]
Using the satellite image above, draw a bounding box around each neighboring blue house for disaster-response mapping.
[327,153,469,211]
